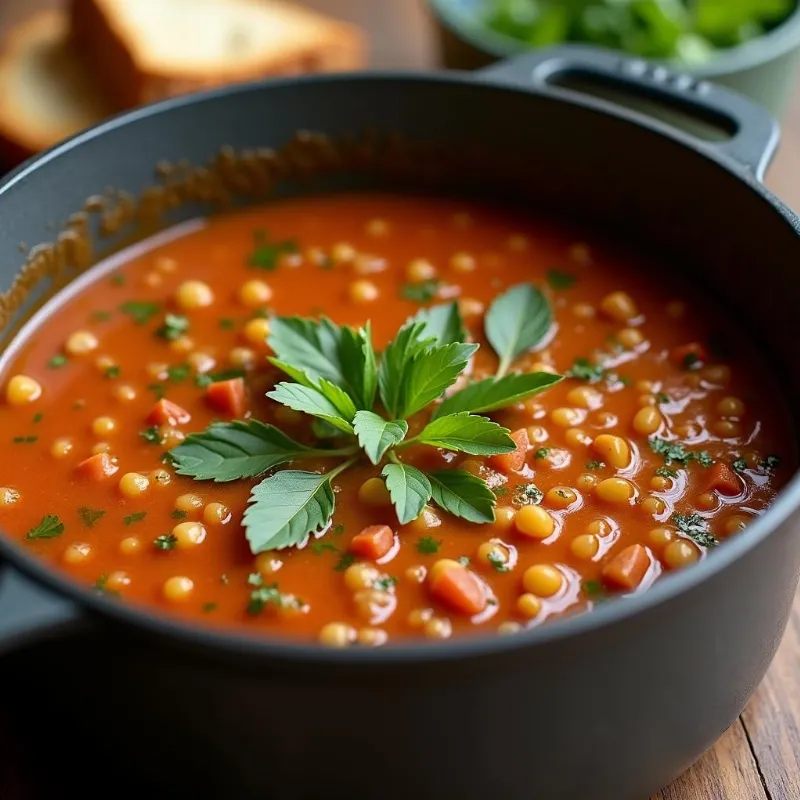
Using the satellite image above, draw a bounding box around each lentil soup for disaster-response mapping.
[0,193,792,646]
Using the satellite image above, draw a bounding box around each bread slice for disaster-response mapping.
[0,10,114,166]
[70,0,368,108]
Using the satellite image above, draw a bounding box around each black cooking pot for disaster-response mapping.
[0,46,799,800]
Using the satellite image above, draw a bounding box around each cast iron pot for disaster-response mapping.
[0,47,799,800]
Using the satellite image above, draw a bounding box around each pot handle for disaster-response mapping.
[0,563,88,656]
[479,45,779,181]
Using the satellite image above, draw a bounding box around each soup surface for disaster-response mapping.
[0,193,793,646]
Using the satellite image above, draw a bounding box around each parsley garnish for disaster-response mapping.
[25,515,64,540]
[166,364,191,383]
[48,354,68,369]
[154,534,178,550]
[583,580,608,601]
[373,576,399,591]
[13,435,37,444]
[732,458,748,473]
[534,447,550,459]
[202,602,218,613]
[586,460,605,470]
[104,365,121,379]
[110,273,126,286]
[567,358,605,383]
[655,466,678,478]
[194,368,247,389]
[334,553,356,572]
[311,541,339,555]
[248,230,298,270]
[672,513,719,548]
[401,280,440,303]
[656,392,670,403]
[78,507,105,528]
[416,536,442,554]
[650,438,713,468]
[171,509,188,520]
[246,573,301,614]
[120,300,161,325]
[762,455,780,471]
[487,551,509,572]
[156,314,190,341]
[512,482,543,506]
[123,511,147,525]
[148,383,166,399]
[219,318,236,330]
[546,269,576,290]
[165,289,562,556]
[32,412,43,424]
[139,426,163,445]
[682,352,700,370]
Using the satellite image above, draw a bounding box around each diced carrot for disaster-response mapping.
[489,428,530,473]
[76,452,118,481]
[429,559,487,615]
[206,378,246,417]
[707,462,741,497]
[146,398,191,426]
[349,525,395,561]
[671,342,708,370]
[602,544,651,591]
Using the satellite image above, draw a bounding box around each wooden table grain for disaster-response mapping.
[2,1,800,797]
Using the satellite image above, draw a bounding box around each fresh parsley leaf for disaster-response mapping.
[169,420,311,482]
[202,602,218,612]
[655,466,678,478]
[13,436,37,444]
[433,372,562,419]
[546,269,576,290]
[650,438,713,467]
[154,534,178,550]
[487,550,509,572]
[732,458,748,473]
[32,412,44,424]
[382,462,432,525]
[672,513,719,548]
[682,352,700,370]
[485,283,553,375]
[583,580,608,600]
[353,411,408,465]
[156,314,190,341]
[219,317,236,330]
[762,455,780,471]
[416,536,442,555]
[334,553,356,572]
[586,460,606,470]
[567,358,605,382]
[91,310,112,322]
[25,515,64,540]
[696,451,714,468]
[148,383,166,399]
[244,470,336,552]
[166,364,191,383]
[656,392,670,403]
[412,302,466,346]
[397,342,478,419]
[415,413,515,456]
[140,426,163,445]
[78,507,105,528]
[194,368,246,388]
[48,354,68,369]
[123,511,147,525]
[104,365,121,379]
[171,509,188,519]
[311,541,339,555]
[534,448,550,459]
[267,382,355,434]
[378,321,434,418]
[311,418,343,440]
[401,279,440,303]
[373,576,398,591]
[248,230,298,270]
[427,469,496,523]
[512,483,543,506]
[120,300,160,325]
[94,574,116,595]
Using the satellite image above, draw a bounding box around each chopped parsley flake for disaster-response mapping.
[534,447,550,459]
[166,363,191,383]
[732,458,748,473]
[120,300,161,325]
[650,437,713,468]
[123,511,147,526]
[218,318,236,330]
[147,383,166,399]
[13,435,37,444]
[32,412,44,424]
[156,314,190,341]
[139,426,163,445]
[586,460,605,470]
[248,230,298,270]
[566,358,605,383]
[334,553,356,572]
[78,506,105,528]
[487,551,509,572]
[655,466,678,478]
[25,515,64,540]
[416,536,442,555]
[194,368,246,388]
[512,482,543,507]
[682,352,700,370]
[48,354,68,369]
[401,279,440,303]
[171,509,188,520]
[583,580,608,600]
[154,534,177,550]
[656,392,670,403]
[310,541,339,555]
[202,602,218,613]
[373,576,399,591]
[672,513,719,548]
[546,269,576,290]
[104,365,121,379]
[762,455,780,471]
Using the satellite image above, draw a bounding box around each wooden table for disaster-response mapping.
[2,1,800,797]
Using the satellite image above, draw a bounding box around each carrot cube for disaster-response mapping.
[489,428,529,473]
[76,452,118,480]
[429,559,487,615]
[602,544,651,590]
[146,398,190,426]
[707,462,741,497]
[349,525,395,561]
[206,378,246,417]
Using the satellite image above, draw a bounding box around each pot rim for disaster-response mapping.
[1,69,799,666]
[427,0,800,77]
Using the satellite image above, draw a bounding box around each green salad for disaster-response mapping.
[483,0,795,64]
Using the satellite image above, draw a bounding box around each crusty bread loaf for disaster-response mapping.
[70,0,368,108]
[0,10,114,166]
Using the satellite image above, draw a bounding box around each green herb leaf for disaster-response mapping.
[412,301,466,346]
[586,460,606,470]
[373,576,398,591]
[378,321,434,418]
[194,368,246,388]
[248,230,298,270]
[434,372,562,418]
[169,420,311,482]
[487,551,509,572]
[672,512,719,548]
[427,469,496,523]
[583,580,608,600]
[650,437,714,467]
[78,507,105,528]
[546,269,576,290]
[381,462,432,525]
[140,426,163,445]
[267,382,354,434]
[353,410,408,465]
[397,342,478,419]
[154,534,178,550]
[244,470,336,553]
[732,458,748,473]
[166,364,191,384]
[655,466,678,478]
[567,358,606,382]
[104,365,121,380]
[25,515,64,540]
[337,322,378,410]
[762,454,780,471]
[219,317,235,330]
[48,354,68,369]
[334,553,356,572]
[512,483,543,506]
[156,314,190,341]
[202,602,218,612]
[120,300,160,325]
[485,283,552,375]
[311,541,339,555]
[171,509,187,519]
[401,279,440,303]
[123,511,147,525]
[416,536,442,555]
[415,413,515,456]
[12,436,37,444]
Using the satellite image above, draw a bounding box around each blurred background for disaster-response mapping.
[2,0,800,171]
